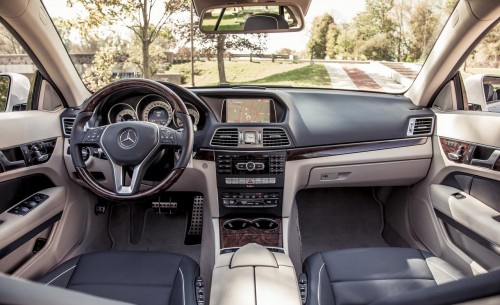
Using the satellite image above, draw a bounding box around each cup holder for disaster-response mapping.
[223,218,279,230]
[223,218,251,230]
[252,218,279,230]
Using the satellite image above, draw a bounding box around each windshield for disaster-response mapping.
[43,0,456,93]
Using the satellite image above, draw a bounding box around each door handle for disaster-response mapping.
[0,151,26,171]
[470,150,500,169]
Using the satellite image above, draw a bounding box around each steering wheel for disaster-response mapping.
[70,79,194,201]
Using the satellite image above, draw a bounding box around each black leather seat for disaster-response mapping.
[39,251,199,305]
[244,13,290,31]
[303,248,464,305]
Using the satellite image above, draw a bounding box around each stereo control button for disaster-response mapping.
[246,162,255,171]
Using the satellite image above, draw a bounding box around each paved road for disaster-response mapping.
[324,63,407,92]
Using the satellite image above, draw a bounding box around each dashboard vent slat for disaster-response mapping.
[407,117,434,136]
[263,128,290,147]
[211,128,239,147]
[62,118,75,137]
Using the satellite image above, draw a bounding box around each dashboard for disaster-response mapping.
[61,83,435,218]
[63,83,435,151]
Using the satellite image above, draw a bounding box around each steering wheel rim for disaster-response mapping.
[70,79,194,201]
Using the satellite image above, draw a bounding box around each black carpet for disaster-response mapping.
[108,204,201,262]
[296,187,388,260]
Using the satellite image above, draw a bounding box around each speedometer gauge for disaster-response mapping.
[142,100,173,126]
[175,105,200,128]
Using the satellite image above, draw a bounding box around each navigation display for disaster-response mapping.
[225,99,271,123]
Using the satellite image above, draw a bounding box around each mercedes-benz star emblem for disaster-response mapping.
[119,129,138,148]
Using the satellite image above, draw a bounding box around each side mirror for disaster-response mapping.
[0,73,30,112]
[464,74,500,112]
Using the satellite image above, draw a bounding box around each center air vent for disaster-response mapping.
[62,117,75,137]
[407,117,434,136]
[263,128,290,147]
[211,128,239,147]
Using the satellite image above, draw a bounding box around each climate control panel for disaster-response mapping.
[221,191,280,208]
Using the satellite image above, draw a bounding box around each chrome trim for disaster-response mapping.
[407,117,434,136]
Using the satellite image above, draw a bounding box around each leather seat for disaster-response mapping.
[39,251,199,305]
[303,247,464,305]
[244,14,290,31]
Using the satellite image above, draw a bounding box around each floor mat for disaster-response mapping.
[296,187,388,260]
[109,204,201,262]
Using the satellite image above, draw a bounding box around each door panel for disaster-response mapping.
[430,184,500,254]
[410,111,500,275]
[0,110,71,275]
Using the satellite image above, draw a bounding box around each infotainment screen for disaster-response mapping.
[225,99,271,123]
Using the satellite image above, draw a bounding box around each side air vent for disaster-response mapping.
[407,117,434,136]
[62,117,75,137]
[263,128,291,147]
[211,128,239,147]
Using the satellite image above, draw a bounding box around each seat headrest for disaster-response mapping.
[483,84,494,102]
[243,14,290,31]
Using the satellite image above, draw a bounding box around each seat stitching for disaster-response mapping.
[426,260,459,281]
[179,267,186,305]
[44,265,76,286]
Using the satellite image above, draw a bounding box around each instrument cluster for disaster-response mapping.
[106,94,201,130]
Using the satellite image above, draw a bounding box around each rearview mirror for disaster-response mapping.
[200,4,304,34]
[0,73,30,112]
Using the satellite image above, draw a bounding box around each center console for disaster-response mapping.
[216,151,286,216]
[216,150,286,249]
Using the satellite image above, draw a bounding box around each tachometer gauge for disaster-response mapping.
[142,100,173,126]
[108,103,137,124]
[116,109,137,122]
[175,105,200,128]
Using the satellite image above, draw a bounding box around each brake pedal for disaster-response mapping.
[152,197,178,214]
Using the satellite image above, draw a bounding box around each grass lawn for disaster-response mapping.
[237,64,332,88]
[168,61,331,88]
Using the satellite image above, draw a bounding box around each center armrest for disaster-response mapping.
[211,243,301,305]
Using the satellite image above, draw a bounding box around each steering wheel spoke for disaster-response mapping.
[158,126,181,148]
[83,126,107,144]
[110,162,147,196]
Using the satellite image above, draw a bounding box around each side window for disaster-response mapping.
[0,23,38,112]
[461,24,500,113]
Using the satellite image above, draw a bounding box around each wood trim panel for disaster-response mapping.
[286,137,427,161]
[220,217,282,249]
[439,137,500,173]
[439,137,475,164]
